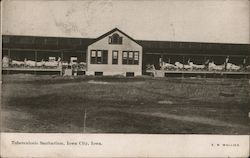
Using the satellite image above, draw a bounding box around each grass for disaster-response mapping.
[1,74,250,134]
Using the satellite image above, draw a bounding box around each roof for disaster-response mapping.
[138,40,250,56]
[2,32,250,56]
[89,28,142,46]
[2,35,94,51]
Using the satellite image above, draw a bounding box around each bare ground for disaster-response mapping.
[1,74,250,134]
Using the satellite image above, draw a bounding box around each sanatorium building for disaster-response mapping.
[2,28,250,78]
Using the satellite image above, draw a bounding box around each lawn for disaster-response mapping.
[1,74,250,134]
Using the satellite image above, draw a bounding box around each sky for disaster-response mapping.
[2,0,250,44]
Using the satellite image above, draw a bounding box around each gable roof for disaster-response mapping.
[89,28,142,46]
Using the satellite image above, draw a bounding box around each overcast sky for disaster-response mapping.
[2,0,250,44]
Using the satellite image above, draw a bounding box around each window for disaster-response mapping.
[190,43,198,48]
[123,51,128,64]
[95,72,103,76]
[112,51,118,64]
[109,33,123,44]
[122,51,139,65]
[45,38,58,45]
[126,72,134,77]
[206,44,213,49]
[172,42,180,48]
[69,39,81,45]
[128,51,134,64]
[35,37,45,45]
[3,36,10,43]
[90,50,108,64]
[91,50,96,64]
[20,37,34,44]
[134,52,139,65]
[181,42,190,48]
[97,50,102,63]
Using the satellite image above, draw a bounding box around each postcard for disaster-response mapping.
[1,0,249,157]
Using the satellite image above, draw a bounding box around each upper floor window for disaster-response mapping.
[91,50,108,64]
[109,33,123,44]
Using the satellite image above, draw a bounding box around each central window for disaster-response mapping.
[112,51,118,64]
[122,51,139,65]
[90,50,108,64]
[109,33,123,44]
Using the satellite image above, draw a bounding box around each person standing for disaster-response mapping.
[243,57,246,70]
[205,58,210,70]
[225,56,229,71]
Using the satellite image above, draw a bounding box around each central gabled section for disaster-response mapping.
[86,28,143,77]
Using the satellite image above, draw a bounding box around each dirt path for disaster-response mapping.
[133,111,249,129]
